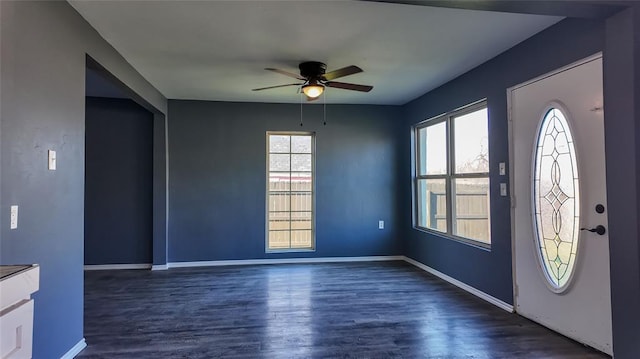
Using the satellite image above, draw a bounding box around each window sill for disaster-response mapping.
[266,248,316,254]
[412,227,491,251]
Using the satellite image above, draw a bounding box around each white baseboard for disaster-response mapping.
[168,255,404,268]
[402,256,514,312]
[151,264,169,271]
[84,263,151,271]
[60,338,86,359]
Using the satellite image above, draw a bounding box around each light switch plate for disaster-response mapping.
[500,183,508,197]
[499,162,506,176]
[48,150,57,170]
[10,205,18,229]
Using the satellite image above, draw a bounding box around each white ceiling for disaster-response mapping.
[70,1,562,105]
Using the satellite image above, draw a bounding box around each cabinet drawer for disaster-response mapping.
[0,299,33,359]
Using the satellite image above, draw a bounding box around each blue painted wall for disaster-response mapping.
[602,5,640,357]
[0,2,167,357]
[400,18,605,304]
[3,1,639,357]
[168,101,403,262]
[85,97,153,265]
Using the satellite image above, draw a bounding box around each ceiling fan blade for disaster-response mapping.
[252,83,301,91]
[265,68,305,80]
[323,65,363,81]
[325,81,373,92]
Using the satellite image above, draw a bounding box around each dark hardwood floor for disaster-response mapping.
[79,261,607,358]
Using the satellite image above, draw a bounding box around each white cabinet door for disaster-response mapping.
[0,299,34,359]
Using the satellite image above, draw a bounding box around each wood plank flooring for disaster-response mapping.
[78,261,608,358]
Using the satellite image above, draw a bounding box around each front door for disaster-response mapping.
[509,54,612,355]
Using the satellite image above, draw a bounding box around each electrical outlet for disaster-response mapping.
[378,220,384,229]
[10,205,18,229]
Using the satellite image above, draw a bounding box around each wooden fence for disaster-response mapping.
[268,177,313,248]
[424,190,490,244]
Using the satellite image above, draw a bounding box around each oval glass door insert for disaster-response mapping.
[533,107,580,292]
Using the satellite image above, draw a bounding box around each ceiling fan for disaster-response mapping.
[252,61,373,100]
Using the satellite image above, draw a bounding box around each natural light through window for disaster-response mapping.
[414,101,491,245]
[267,133,315,251]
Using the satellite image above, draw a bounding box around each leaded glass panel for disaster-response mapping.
[533,108,580,291]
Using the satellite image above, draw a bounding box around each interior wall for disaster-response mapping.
[400,18,605,304]
[2,1,635,357]
[0,2,167,357]
[603,5,640,357]
[85,97,153,265]
[168,100,403,262]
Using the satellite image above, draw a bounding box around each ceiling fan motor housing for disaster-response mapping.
[299,61,327,80]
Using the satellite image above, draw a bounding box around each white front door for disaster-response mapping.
[509,54,612,355]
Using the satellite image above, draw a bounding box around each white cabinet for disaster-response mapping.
[0,265,39,359]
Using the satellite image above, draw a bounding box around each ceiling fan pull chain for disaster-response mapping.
[323,91,327,126]
[300,91,304,127]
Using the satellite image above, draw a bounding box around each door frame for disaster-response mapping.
[506,52,603,310]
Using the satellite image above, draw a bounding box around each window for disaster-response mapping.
[267,132,315,251]
[414,101,491,245]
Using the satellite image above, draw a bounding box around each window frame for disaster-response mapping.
[413,100,491,248]
[265,131,316,252]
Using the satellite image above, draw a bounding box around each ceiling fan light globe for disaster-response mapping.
[302,84,324,98]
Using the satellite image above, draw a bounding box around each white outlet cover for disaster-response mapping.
[500,183,508,196]
[378,220,384,229]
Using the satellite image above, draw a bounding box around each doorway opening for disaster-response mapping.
[83,55,167,269]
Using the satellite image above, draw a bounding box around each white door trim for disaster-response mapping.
[506,52,603,311]
[509,52,603,93]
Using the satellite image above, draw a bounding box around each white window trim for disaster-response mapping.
[413,100,491,248]
[265,131,316,252]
